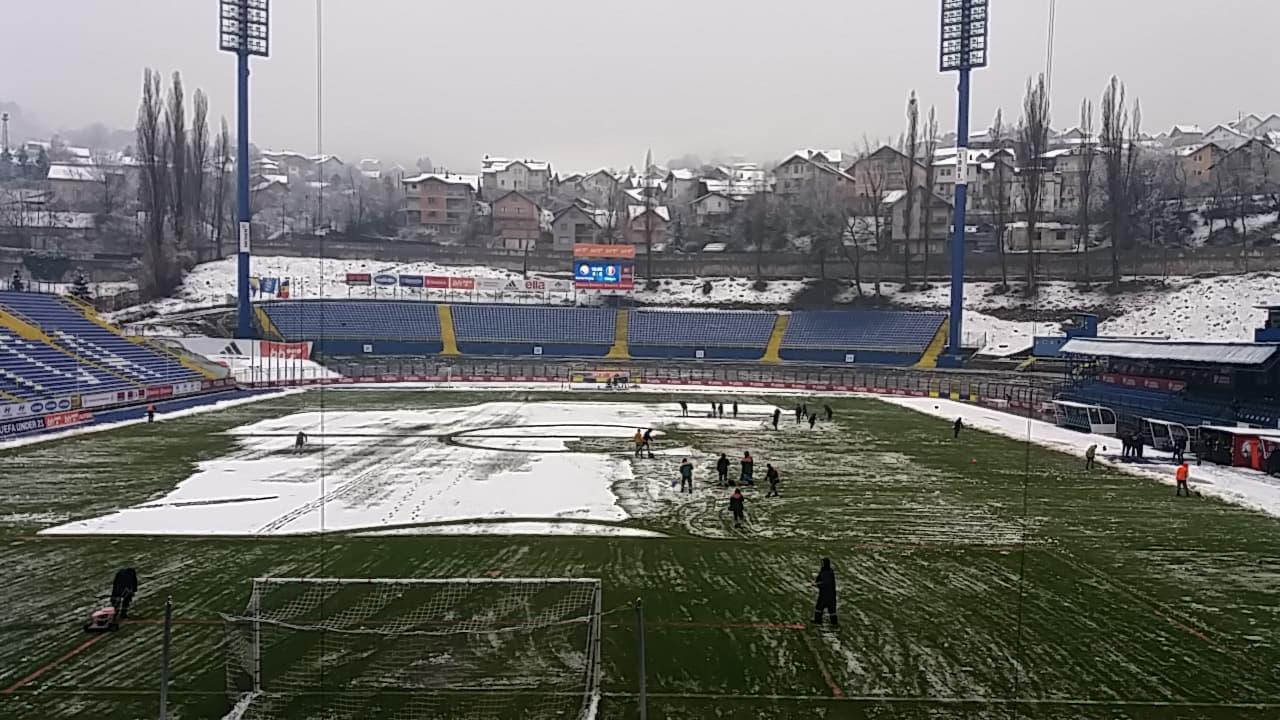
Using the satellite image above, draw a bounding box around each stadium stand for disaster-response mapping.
[261,299,444,354]
[780,310,948,365]
[627,310,776,360]
[451,305,616,357]
[0,291,199,386]
[256,300,952,364]
[0,329,135,399]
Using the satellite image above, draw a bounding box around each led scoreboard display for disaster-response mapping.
[572,244,636,290]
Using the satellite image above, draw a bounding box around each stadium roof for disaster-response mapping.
[1059,338,1280,366]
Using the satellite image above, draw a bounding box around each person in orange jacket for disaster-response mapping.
[1175,462,1191,497]
[146,403,156,423]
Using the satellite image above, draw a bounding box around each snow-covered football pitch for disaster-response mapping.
[3,388,1279,720]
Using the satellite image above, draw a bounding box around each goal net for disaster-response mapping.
[223,577,603,720]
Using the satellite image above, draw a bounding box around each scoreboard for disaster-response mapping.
[573,244,635,290]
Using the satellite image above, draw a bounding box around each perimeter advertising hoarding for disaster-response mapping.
[573,244,635,290]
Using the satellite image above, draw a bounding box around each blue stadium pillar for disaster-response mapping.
[943,67,971,367]
[236,50,254,339]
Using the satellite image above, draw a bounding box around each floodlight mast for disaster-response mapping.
[940,0,989,366]
[219,0,269,339]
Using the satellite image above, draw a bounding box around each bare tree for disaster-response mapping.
[1125,99,1145,276]
[899,91,921,289]
[1016,74,1051,294]
[1100,76,1129,289]
[1076,100,1097,284]
[920,105,940,288]
[855,136,889,296]
[136,68,173,297]
[189,89,209,261]
[164,71,187,263]
[210,117,231,259]
[987,110,1012,290]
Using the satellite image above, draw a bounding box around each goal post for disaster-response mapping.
[224,577,603,720]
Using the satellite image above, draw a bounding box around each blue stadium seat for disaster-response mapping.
[0,329,134,399]
[0,292,197,392]
[782,311,946,352]
[263,300,441,341]
[628,310,774,348]
[452,305,614,345]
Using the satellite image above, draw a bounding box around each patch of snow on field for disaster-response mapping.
[878,395,1280,519]
[40,401,778,537]
[358,522,665,537]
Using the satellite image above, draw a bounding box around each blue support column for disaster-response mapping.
[946,67,972,359]
[236,50,254,339]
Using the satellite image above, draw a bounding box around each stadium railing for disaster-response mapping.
[291,357,1057,411]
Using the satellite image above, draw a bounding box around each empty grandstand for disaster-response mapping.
[258,300,952,365]
[1,292,200,384]
[628,309,776,360]
[1058,336,1280,431]
[781,310,948,364]
[452,305,616,356]
[260,299,444,354]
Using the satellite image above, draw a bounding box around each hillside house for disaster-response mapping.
[492,191,542,250]
[401,172,478,236]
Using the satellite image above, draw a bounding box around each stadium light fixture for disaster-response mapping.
[220,0,270,57]
[939,0,989,365]
[219,0,270,339]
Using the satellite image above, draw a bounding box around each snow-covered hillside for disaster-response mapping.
[117,255,1280,357]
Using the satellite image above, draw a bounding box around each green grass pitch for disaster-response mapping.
[1,389,1278,719]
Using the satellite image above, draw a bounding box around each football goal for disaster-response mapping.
[223,577,603,720]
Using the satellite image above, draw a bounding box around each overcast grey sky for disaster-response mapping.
[5,0,1279,172]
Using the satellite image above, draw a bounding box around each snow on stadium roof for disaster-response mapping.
[1059,338,1280,366]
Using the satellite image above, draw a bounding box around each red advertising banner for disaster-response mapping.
[1099,373,1186,393]
[260,340,312,360]
[45,410,93,429]
[449,277,476,290]
[145,385,174,401]
[424,276,451,289]
[346,272,372,286]
[574,243,636,259]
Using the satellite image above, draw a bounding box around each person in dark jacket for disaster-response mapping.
[795,404,803,423]
[765,464,780,497]
[678,458,694,494]
[823,404,833,421]
[718,403,725,418]
[111,567,139,620]
[679,401,688,417]
[732,401,739,418]
[642,428,655,458]
[772,408,781,430]
[953,417,963,439]
[716,453,730,485]
[1173,436,1186,464]
[808,413,817,430]
[728,489,746,528]
[740,452,755,486]
[812,558,837,627]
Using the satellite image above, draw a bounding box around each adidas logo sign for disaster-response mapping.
[222,342,244,356]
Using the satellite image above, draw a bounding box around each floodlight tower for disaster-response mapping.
[940,0,989,366]
[219,0,269,339]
